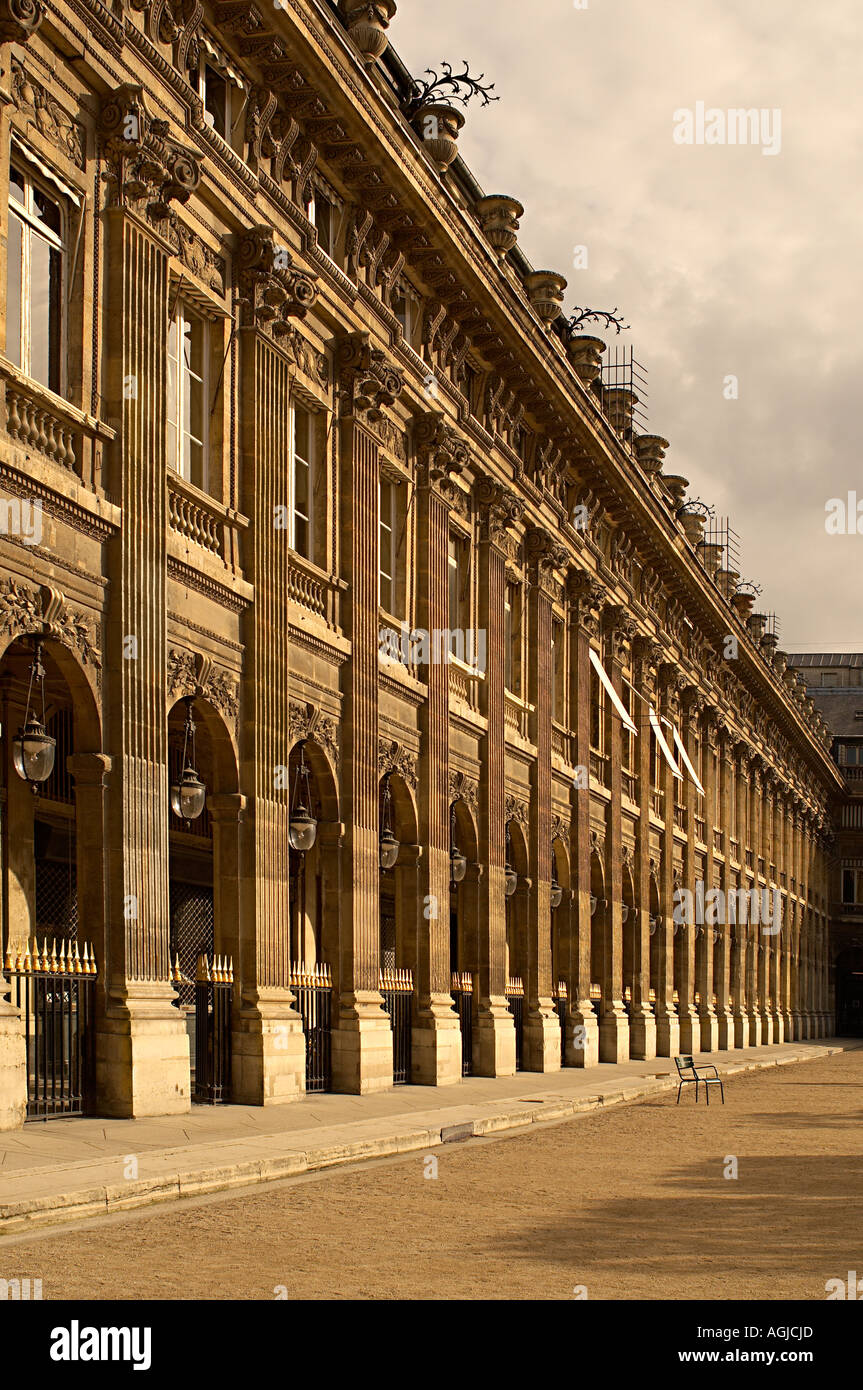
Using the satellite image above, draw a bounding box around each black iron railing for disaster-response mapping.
[506,976,524,1071]
[192,954,232,1104]
[5,938,96,1120]
[451,971,474,1076]
[290,961,333,1093]
[380,967,413,1084]
[554,980,567,1066]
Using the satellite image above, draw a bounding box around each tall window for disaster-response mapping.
[6,161,65,393]
[306,190,336,259]
[447,532,471,660]
[504,583,522,696]
[842,869,863,904]
[589,660,604,751]
[166,301,208,490]
[621,678,634,771]
[552,621,565,724]
[379,477,398,615]
[291,404,321,561]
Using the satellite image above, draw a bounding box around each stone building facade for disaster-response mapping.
[0,0,841,1129]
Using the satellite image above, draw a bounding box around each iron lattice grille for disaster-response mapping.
[41,707,74,804]
[506,978,524,1072]
[170,883,214,1006]
[35,857,78,941]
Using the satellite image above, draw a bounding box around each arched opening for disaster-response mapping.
[449,798,479,1077]
[621,863,636,1016]
[378,771,418,1085]
[1,634,102,1117]
[648,872,662,1010]
[590,851,606,1023]
[167,696,238,1098]
[504,817,529,983]
[835,946,863,1036]
[551,835,569,1064]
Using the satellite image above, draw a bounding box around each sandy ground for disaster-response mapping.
[5,1047,863,1301]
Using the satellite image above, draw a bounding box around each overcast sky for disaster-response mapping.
[390,0,863,653]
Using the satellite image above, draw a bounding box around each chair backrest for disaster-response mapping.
[675,1054,695,1076]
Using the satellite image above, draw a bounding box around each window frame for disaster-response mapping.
[290,400,321,563]
[166,297,210,491]
[378,474,398,617]
[6,158,67,394]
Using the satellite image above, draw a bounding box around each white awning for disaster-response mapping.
[672,725,705,795]
[589,648,638,735]
[648,706,683,779]
[200,34,246,87]
[11,135,82,206]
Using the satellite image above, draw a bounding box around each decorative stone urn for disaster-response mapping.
[715,567,740,599]
[747,612,768,642]
[413,102,465,171]
[696,540,724,575]
[679,512,706,546]
[339,0,397,64]
[567,335,606,387]
[773,648,789,676]
[731,591,755,621]
[634,434,669,477]
[761,631,779,660]
[604,388,638,440]
[524,270,567,326]
[476,195,524,258]
[660,473,689,509]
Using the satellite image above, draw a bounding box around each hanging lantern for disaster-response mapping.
[379,774,400,870]
[550,845,563,909]
[289,742,318,852]
[620,903,630,923]
[12,639,56,791]
[449,805,467,885]
[169,698,207,825]
[590,894,598,916]
[504,821,517,897]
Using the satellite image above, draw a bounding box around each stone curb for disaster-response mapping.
[0,1044,846,1236]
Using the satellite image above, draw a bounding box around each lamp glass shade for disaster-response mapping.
[450,845,467,884]
[13,718,56,784]
[504,864,517,897]
[289,805,318,852]
[170,766,207,822]
[589,894,598,916]
[379,827,400,870]
[550,879,563,910]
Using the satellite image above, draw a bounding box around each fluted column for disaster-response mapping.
[655,666,680,1056]
[677,688,701,1053]
[731,745,750,1047]
[473,476,521,1075]
[412,415,464,1083]
[565,574,601,1067]
[714,730,734,1048]
[698,710,719,1051]
[597,608,631,1062]
[630,638,658,1060]
[747,760,765,1045]
[523,528,566,1071]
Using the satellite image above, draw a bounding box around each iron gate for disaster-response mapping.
[451,972,474,1077]
[381,967,413,1084]
[554,981,567,1066]
[506,976,524,1072]
[290,962,333,1092]
[193,954,232,1104]
[169,883,214,1008]
[5,938,96,1119]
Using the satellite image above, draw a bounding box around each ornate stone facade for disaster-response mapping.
[0,0,840,1128]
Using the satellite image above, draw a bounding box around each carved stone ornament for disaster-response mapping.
[0,580,101,677]
[0,0,43,44]
[168,649,240,729]
[99,84,202,220]
[504,792,529,827]
[414,411,469,486]
[524,525,567,581]
[236,226,319,333]
[10,59,84,169]
[289,699,339,768]
[378,737,417,789]
[473,474,524,544]
[338,331,404,422]
[449,769,478,810]
[127,0,204,70]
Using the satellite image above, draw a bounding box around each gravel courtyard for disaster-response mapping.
[6,1047,863,1301]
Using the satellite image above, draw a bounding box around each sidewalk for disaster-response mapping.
[0,1040,852,1235]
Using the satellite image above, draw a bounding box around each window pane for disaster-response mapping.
[203,67,228,137]
[29,233,61,391]
[5,212,23,367]
[32,185,62,238]
[294,406,311,463]
[167,358,178,432]
[9,166,25,206]
[166,420,178,471]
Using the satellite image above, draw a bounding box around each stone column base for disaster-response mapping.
[474,997,516,1077]
[0,998,26,1132]
[698,1011,719,1053]
[780,1010,794,1042]
[760,1012,775,1044]
[523,1003,562,1072]
[599,1008,630,1063]
[791,1010,805,1039]
[655,1012,680,1057]
[567,1004,599,1068]
[715,1009,734,1050]
[628,1009,657,1061]
[770,1012,785,1043]
[747,1012,763,1046]
[678,1010,702,1054]
[331,990,394,1094]
[411,995,462,1086]
[95,984,191,1118]
[231,987,306,1105]
[732,1011,750,1048]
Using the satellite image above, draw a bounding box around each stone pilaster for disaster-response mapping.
[565,573,601,1067]
[677,686,701,1054]
[630,637,658,1060]
[654,665,679,1057]
[597,607,631,1063]
[714,729,734,1048]
[698,708,719,1052]
[523,527,566,1071]
[411,413,465,1084]
[473,475,521,1075]
[330,332,404,1092]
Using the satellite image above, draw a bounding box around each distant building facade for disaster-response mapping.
[0,0,841,1130]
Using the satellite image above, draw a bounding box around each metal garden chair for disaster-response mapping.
[674,1054,725,1105]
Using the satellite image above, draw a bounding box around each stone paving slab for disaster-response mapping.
[0,1041,851,1235]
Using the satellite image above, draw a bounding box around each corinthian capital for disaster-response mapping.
[0,0,42,43]
[473,473,524,544]
[99,84,202,220]
[236,226,319,335]
[524,525,568,580]
[337,330,404,421]
[413,411,469,487]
